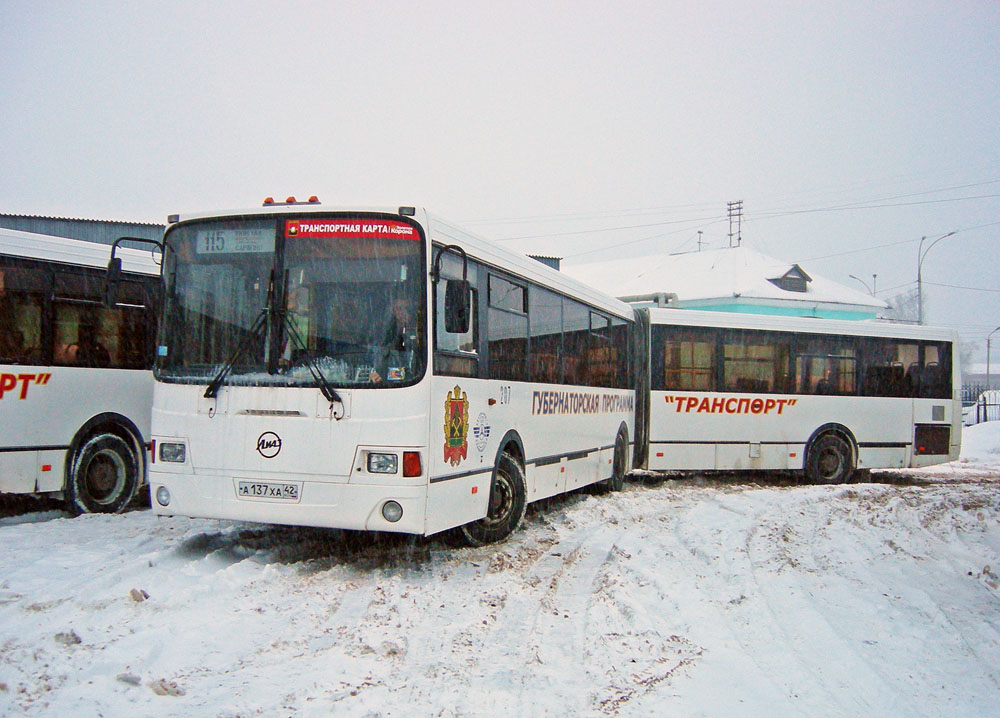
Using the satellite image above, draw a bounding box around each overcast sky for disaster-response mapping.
[2,1,998,357]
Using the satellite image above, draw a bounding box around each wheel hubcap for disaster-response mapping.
[818,449,842,479]
[484,472,514,527]
[84,449,127,505]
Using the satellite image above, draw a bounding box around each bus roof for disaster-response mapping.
[0,226,161,276]
[426,212,634,321]
[166,204,635,321]
[647,306,959,342]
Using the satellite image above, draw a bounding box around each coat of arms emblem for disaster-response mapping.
[444,386,469,466]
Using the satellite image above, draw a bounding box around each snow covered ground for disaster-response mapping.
[2,425,1000,717]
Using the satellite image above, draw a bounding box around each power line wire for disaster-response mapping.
[924,281,1000,295]
[466,177,1000,228]
[494,214,723,242]
[800,219,1000,264]
[751,178,1000,217]
[751,193,1000,222]
[460,201,722,226]
[562,219,730,260]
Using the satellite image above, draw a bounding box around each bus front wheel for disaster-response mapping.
[805,434,854,485]
[67,432,139,514]
[459,451,527,546]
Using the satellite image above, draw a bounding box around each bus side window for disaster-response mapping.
[918,342,951,399]
[486,274,527,381]
[723,332,777,393]
[434,270,478,378]
[50,265,158,370]
[586,311,619,389]
[608,317,630,389]
[0,264,46,364]
[561,298,589,386]
[663,335,715,391]
[528,286,561,384]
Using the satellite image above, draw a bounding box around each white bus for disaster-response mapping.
[0,228,160,512]
[638,307,961,482]
[149,202,634,544]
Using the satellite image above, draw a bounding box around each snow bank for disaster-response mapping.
[1,441,999,716]
[959,421,1000,466]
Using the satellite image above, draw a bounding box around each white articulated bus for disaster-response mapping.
[638,307,961,482]
[0,228,160,512]
[149,202,634,544]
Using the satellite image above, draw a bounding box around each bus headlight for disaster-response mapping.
[159,442,186,463]
[381,500,403,522]
[367,452,398,474]
[155,486,171,507]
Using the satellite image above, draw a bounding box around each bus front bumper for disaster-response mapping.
[149,470,428,535]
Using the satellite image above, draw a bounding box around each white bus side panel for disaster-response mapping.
[0,365,152,494]
[0,453,36,494]
[648,391,917,472]
[425,376,633,535]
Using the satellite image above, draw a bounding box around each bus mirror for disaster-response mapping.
[445,279,471,334]
[104,256,122,307]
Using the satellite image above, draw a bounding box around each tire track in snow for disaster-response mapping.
[420,523,621,716]
[735,490,926,716]
[650,488,817,712]
[812,484,1000,711]
[647,485,919,715]
[513,524,624,716]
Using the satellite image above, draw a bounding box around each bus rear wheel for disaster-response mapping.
[67,432,139,514]
[459,451,527,546]
[805,433,854,485]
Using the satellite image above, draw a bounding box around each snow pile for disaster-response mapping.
[959,421,1000,466]
[0,429,999,716]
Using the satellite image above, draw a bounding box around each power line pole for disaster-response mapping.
[727,200,743,248]
[697,230,704,252]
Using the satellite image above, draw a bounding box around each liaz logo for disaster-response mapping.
[256,431,282,458]
[0,373,51,400]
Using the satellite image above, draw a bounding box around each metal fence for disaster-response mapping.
[962,385,1000,426]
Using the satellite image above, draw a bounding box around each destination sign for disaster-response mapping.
[196,228,275,255]
[285,219,419,240]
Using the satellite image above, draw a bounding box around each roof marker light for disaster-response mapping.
[263,197,275,206]
[286,196,297,204]
[308,196,320,203]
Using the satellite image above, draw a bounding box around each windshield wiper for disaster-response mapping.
[278,308,343,408]
[203,307,269,399]
[205,270,275,399]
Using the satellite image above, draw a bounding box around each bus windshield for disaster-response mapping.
[156,215,426,389]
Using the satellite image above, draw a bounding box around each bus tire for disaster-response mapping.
[66,432,139,514]
[595,427,629,494]
[805,433,854,485]
[459,451,527,546]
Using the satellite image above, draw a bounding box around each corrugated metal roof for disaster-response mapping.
[0,213,161,226]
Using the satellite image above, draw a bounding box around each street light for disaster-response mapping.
[917,231,957,324]
[849,273,877,296]
[988,326,1000,392]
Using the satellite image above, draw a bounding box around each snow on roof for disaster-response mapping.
[563,245,887,310]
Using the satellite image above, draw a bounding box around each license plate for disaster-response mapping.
[237,481,300,501]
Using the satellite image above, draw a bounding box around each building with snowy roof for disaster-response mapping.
[562,245,887,321]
